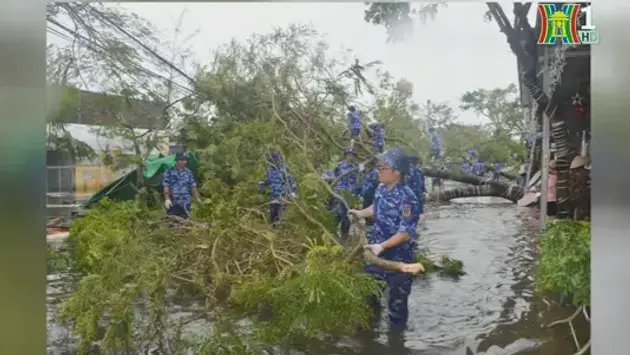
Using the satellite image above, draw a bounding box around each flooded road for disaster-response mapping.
[47,196,588,354]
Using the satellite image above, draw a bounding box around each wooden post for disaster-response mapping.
[525,106,536,187]
[539,46,551,231]
[581,130,587,156]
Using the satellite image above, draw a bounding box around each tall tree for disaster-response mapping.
[421,99,457,130]
[459,83,526,138]
[363,3,447,42]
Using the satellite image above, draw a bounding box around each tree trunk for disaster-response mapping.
[421,167,525,203]
[422,167,509,187]
[426,184,524,203]
[486,3,576,212]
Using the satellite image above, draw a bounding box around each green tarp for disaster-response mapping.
[80,152,199,209]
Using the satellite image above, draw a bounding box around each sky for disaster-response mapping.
[118,2,525,125]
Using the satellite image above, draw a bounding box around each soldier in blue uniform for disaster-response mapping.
[492,160,501,181]
[405,156,425,204]
[472,159,485,177]
[462,159,471,173]
[367,122,385,153]
[405,155,426,247]
[359,157,380,231]
[163,153,201,219]
[348,147,421,330]
[347,106,362,139]
[318,163,336,211]
[333,148,360,238]
[258,152,297,226]
[429,127,441,161]
[320,169,335,182]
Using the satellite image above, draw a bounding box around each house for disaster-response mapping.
[48,85,170,130]
[517,5,591,150]
[46,86,172,217]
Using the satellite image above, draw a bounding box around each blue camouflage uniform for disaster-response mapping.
[368,122,384,153]
[492,160,501,180]
[429,128,441,160]
[467,148,478,160]
[365,147,421,329]
[321,168,336,210]
[462,159,471,172]
[347,106,361,138]
[333,148,360,237]
[321,169,335,182]
[258,152,297,225]
[162,154,197,218]
[404,157,425,210]
[472,160,485,176]
[359,166,379,227]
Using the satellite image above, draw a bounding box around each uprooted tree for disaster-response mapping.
[47,4,535,353]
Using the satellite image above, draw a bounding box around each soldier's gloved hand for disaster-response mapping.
[364,243,384,256]
[347,209,361,219]
[289,193,296,199]
[164,199,173,209]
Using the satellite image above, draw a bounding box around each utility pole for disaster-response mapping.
[539,46,551,231]
[525,106,536,187]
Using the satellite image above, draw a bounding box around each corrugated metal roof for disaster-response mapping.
[47,123,169,156]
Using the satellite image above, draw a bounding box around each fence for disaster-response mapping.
[46,165,118,219]
[46,165,76,220]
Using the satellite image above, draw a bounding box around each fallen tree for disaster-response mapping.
[426,184,524,203]
[47,7,526,353]
[422,167,525,203]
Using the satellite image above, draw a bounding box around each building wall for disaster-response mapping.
[73,138,170,200]
[74,165,118,199]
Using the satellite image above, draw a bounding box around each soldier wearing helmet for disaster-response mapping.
[348,147,421,329]
[258,151,297,225]
[332,147,360,238]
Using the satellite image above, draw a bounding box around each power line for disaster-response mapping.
[88,5,197,86]
[47,27,74,42]
[47,17,195,95]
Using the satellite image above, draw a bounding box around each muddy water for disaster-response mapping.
[46,196,589,355]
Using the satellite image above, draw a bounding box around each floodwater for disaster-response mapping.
[46,195,589,355]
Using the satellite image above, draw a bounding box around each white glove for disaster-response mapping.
[364,243,384,256]
[347,209,361,219]
[358,163,365,172]
[289,193,297,199]
[164,199,173,209]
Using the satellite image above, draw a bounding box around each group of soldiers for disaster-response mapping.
[461,148,502,181]
[254,106,436,330]
[161,107,449,330]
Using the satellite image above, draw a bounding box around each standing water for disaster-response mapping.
[46,197,588,354]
